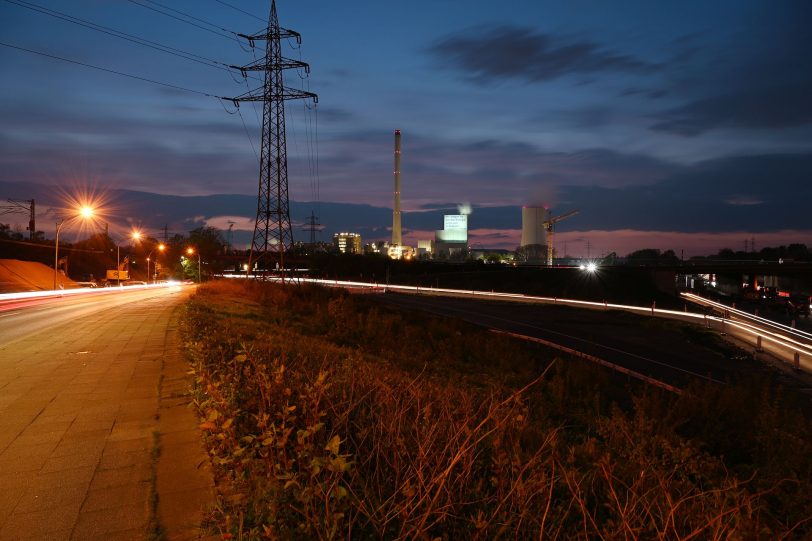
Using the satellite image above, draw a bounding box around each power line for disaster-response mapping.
[2,0,259,80]
[0,40,220,98]
[128,0,241,39]
[125,0,238,42]
[212,0,265,23]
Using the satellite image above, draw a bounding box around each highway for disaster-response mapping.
[371,292,750,391]
[224,275,812,376]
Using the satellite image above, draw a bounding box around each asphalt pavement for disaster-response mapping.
[371,292,763,389]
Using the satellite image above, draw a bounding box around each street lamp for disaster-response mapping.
[112,229,142,286]
[186,247,201,283]
[146,243,166,284]
[54,205,95,290]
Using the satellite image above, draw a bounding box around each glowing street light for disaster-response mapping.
[54,205,95,290]
[147,243,166,284]
[112,229,143,286]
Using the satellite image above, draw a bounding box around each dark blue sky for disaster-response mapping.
[1,1,810,255]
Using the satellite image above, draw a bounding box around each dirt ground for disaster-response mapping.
[0,259,78,293]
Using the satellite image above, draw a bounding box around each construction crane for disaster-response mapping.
[544,209,579,267]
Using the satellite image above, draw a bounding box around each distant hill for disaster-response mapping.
[0,180,522,249]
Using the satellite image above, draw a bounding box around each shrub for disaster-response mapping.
[182,280,812,539]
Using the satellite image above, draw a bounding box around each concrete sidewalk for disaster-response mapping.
[0,287,215,540]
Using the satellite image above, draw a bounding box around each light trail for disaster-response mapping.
[219,275,812,370]
[682,292,812,341]
[0,281,183,309]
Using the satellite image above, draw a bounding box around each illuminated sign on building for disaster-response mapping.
[444,214,467,231]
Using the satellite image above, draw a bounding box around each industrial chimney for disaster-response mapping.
[392,129,402,246]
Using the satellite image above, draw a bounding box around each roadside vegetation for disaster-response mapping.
[181,280,812,539]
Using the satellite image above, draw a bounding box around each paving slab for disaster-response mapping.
[0,285,215,540]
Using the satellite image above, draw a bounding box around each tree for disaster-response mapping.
[0,223,24,240]
[626,248,662,265]
[515,244,546,263]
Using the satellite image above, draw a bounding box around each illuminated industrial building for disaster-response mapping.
[434,214,468,258]
[417,239,433,257]
[333,232,362,254]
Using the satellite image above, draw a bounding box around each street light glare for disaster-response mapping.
[79,206,94,219]
[131,230,142,241]
[158,243,166,252]
[587,262,598,273]
[186,247,194,255]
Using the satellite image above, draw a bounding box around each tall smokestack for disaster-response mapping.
[392,129,402,246]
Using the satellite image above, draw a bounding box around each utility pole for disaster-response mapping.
[0,199,35,239]
[228,0,317,276]
[302,211,320,245]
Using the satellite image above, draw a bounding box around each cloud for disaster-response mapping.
[430,25,654,84]
[650,82,812,136]
[556,229,812,259]
[724,196,763,206]
[619,87,668,99]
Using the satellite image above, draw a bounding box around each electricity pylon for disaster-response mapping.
[302,210,320,245]
[0,199,35,239]
[228,0,317,274]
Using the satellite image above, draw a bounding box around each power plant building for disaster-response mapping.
[434,214,468,257]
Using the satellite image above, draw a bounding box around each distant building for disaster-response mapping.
[434,214,468,258]
[365,240,389,254]
[387,245,415,260]
[417,239,433,257]
[333,232,362,254]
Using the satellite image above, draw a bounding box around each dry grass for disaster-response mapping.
[181,280,812,540]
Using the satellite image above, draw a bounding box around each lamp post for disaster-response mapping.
[187,247,201,283]
[145,243,166,284]
[53,205,94,290]
[113,230,142,286]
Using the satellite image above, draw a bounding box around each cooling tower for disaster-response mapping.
[521,206,546,247]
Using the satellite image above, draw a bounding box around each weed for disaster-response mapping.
[181,280,812,539]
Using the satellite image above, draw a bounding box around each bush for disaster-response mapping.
[182,280,812,539]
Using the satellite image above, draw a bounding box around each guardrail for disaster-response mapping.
[222,275,811,373]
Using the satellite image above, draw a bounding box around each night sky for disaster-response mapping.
[1,0,810,256]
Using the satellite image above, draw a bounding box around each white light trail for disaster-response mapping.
[0,281,183,304]
[681,292,812,340]
[220,275,810,366]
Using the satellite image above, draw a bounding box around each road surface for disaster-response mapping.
[370,293,766,390]
[0,284,214,540]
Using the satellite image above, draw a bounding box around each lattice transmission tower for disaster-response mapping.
[0,199,35,239]
[229,0,317,274]
[302,210,320,245]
